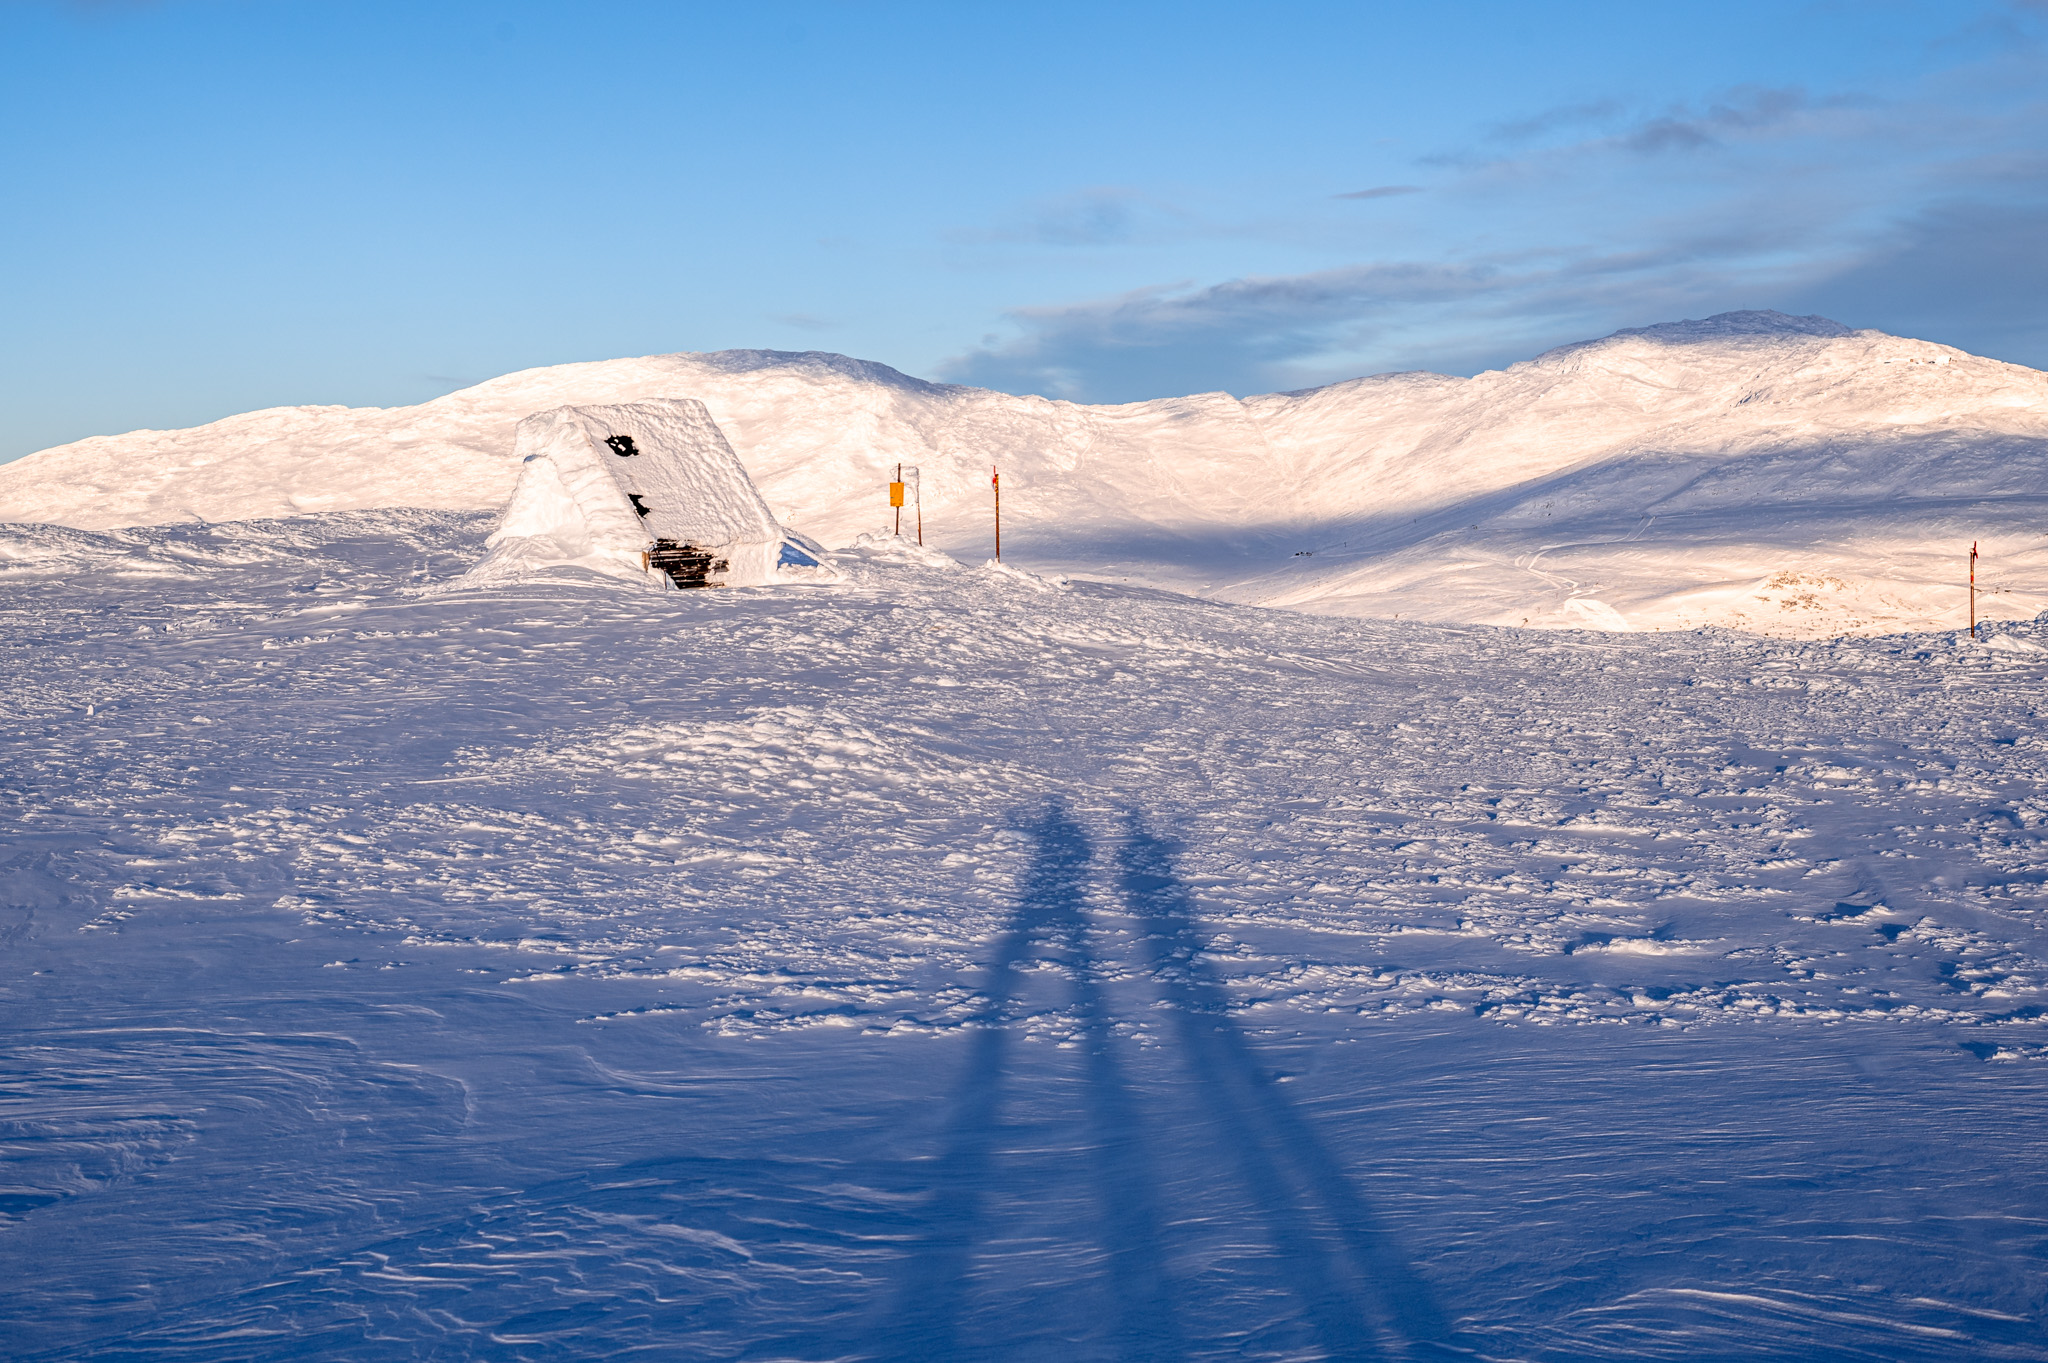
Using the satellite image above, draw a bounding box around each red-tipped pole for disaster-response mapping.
[1970,541,1979,640]
[992,465,1001,562]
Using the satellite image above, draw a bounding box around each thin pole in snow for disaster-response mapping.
[894,462,902,538]
[992,465,1001,562]
[915,467,923,545]
[1970,541,1979,640]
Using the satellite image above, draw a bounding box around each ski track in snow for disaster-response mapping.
[3,510,2047,1360]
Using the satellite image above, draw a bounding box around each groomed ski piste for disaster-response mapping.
[4,317,2048,1359]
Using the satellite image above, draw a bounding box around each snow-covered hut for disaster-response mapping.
[476,399,822,588]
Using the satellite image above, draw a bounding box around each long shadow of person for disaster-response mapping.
[874,802,1184,1363]
[876,806,1463,1363]
[1117,810,1465,1362]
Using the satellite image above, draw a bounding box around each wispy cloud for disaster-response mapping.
[946,187,1192,247]
[1430,85,1858,170]
[942,262,1507,400]
[1792,196,2048,355]
[946,33,2048,406]
[943,136,2048,403]
[1489,99,1622,142]
[1621,86,1817,153]
[1333,185,1423,200]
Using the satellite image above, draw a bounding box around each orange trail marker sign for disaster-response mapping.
[890,463,904,536]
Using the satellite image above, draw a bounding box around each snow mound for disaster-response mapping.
[844,531,964,572]
[981,558,1070,591]
[1983,633,2046,653]
[468,399,831,590]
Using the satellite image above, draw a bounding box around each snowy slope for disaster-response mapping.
[5,511,2048,1359]
[5,312,2045,635]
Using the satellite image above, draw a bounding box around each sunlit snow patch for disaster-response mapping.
[981,558,1071,591]
[845,530,963,571]
[466,398,836,590]
[1559,596,1630,631]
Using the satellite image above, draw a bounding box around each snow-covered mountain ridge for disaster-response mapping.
[5,311,2044,635]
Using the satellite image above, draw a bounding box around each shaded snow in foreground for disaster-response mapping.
[3,511,2047,1360]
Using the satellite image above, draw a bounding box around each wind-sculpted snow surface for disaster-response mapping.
[5,514,2048,1358]
[6,312,2047,635]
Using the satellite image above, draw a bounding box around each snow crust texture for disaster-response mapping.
[5,312,2045,636]
[4,512,2047,1359]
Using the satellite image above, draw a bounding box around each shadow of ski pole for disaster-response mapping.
[874,803,1183,1363]
[1117,811,1464,1362]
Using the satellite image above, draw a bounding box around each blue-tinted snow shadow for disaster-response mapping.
[874,804,1462,1362]
[1115,811,1461,1362]
[27,1152,903,1362]
[875,803,1183,1363]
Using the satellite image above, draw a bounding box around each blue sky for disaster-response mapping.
[4,0,2046,460]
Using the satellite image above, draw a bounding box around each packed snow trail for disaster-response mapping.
[2,513,2047,1359]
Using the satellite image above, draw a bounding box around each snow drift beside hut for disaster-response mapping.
[471,399,829,589]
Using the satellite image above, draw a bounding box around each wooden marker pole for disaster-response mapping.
[1971,540,1979,640]
[992,465,1001,562]
[914,467,923,545]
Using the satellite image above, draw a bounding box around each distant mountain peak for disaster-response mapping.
[1521,310,1862,372]
[1610,310,1856,343]
[682,348,963,396]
